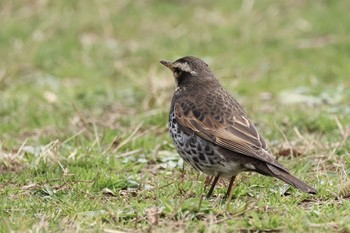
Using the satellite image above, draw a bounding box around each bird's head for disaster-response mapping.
[160,56,216,87]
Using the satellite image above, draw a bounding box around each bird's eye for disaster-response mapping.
[174,67,182,74]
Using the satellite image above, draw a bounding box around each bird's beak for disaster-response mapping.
[160,60,173,70]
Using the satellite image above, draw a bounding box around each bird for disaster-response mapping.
[160,56,317,199]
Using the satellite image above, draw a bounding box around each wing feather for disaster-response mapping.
[174,100,287,171]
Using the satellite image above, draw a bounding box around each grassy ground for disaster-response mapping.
[1,0,350,232]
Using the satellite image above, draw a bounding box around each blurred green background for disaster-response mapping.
[0,0,349,232]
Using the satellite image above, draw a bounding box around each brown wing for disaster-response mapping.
[174,95,287,171]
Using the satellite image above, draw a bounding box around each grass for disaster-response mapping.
[1,0,350,232]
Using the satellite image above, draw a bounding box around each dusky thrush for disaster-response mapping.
[160,56,317,198]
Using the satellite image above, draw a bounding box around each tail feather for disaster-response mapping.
[266,164,317,194]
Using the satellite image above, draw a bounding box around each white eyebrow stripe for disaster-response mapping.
[173,62,197,75]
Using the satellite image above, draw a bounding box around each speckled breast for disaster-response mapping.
[168,111,226,176]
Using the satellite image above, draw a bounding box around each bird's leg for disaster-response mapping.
[225,176,236,199]
[205,176,214,187]
[206,174,220,198]
[203,176,214,194]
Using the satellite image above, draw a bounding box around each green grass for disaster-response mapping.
[1,0,350,232]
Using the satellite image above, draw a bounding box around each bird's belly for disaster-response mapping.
[169,113,244,177]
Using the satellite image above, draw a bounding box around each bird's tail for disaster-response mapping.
[266,164,317,194]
